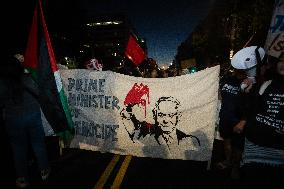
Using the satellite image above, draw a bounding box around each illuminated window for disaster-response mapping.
[86,21,123,27]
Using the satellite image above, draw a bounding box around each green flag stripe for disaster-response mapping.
[58,88,74,129]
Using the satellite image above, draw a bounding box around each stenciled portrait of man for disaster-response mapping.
[152,96,200,148]
[120,84,200,149]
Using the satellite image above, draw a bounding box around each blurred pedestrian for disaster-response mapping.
[0,53,50,188]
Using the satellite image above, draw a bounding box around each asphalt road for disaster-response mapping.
[2,133,243,189]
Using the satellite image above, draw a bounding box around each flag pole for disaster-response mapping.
[243,32,256,48]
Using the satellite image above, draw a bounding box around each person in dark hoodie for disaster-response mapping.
[241,54,284,188]
[216,68,247,181]
[0,54,50,188]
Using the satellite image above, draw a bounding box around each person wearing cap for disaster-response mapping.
[231,46,266,93]
[229,46,266,144]
[239,54,284,188]
[215,46,264,180]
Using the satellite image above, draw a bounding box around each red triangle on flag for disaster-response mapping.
[24,3,39,69]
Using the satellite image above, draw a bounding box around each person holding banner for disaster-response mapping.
[241,54,284,188]
[0,54,50,188]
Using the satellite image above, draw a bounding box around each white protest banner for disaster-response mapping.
[265,0,284,57]
[60,65,219,161]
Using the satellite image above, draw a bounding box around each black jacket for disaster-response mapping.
[245,75,284,150]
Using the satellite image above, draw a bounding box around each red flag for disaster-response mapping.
[125,35,146,66]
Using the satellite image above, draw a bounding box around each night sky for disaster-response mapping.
[129,0,214,65]
[81,0,214,65]
[5,0,214,65]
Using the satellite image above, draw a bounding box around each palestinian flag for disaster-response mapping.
[24,0,73,135]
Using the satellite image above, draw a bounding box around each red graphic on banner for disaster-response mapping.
[124,83,150,116]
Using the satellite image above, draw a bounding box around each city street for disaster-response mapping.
[2,135,240,189]
[2,1,281,189]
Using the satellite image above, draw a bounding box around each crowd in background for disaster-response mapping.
[1,46,283,189]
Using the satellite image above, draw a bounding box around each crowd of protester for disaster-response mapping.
[1,45,283,188]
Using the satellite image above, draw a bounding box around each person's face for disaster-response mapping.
[277,58,284,76]
[14,54,24,63]
[156,100,179,133]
